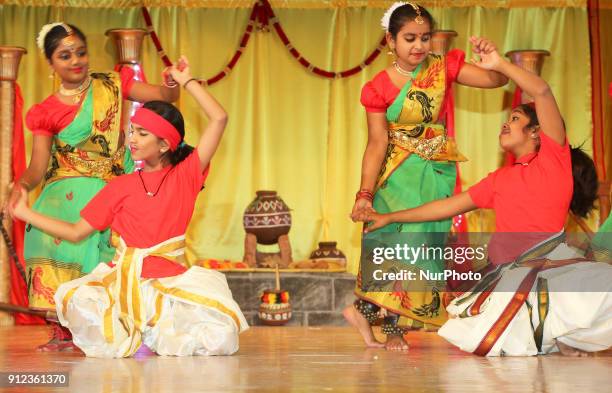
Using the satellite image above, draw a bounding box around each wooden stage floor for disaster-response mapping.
[1,325,611,392]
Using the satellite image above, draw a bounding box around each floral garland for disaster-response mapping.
[141,5,257,85]
[141,0,386,85]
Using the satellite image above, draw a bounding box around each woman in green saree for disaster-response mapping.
[5,23,179,351]
[344,3,508,351]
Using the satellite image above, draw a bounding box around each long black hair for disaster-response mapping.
[515,104,598,217]
[43,24,87,60]
[388,3,435,38]
[570,145,598,217]
[142,101,194,166]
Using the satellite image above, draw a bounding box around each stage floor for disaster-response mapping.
[1,325,611,392]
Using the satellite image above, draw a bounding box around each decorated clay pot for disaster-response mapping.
[243,191,291,245]
[310,241,345,260]
[258,289,292,325]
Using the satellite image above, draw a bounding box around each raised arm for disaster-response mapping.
[455,37,508,88]
[9,188,95,243]
[126,61,186,104]
[128,80,179,104]
[358,192,477,232]
[494,61,565,145]
[470,38,565,145]
[169,56,228,171]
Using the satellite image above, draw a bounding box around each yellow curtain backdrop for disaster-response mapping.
[0,2,592,273]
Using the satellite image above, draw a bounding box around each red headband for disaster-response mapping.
[131,107,181,151]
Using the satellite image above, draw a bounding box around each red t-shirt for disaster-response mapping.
[26,67,136,136]
[81,151,210,278]
[468,132,573,263]
[360,49,465,113]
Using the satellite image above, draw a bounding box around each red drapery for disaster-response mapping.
[10,84,43,324]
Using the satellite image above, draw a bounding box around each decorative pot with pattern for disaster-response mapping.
[243,190,291,245]
[309,241,346,265]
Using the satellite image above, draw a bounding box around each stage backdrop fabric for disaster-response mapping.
[0,1,594,273]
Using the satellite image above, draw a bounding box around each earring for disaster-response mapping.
[48,70,55,79]
[387,47,395,56]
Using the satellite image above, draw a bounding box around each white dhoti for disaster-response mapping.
[438,240,612,356]
[54,236,248,358]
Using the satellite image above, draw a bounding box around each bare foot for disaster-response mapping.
[37,339,79,352]
[556,339,591,357]
[37,323,78,352]
[343,305,385,348]
[385,334,409,351]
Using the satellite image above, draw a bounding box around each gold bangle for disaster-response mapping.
[18,179,32,191]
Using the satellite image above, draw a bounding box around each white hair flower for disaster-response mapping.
[380,2,407,31]
[36,22,67,53]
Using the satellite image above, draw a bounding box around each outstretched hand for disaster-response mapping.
[168,55,194,87]
[350,198,372,222]
[469,36,503,71]
[3,183,22,216]
[7,185,29,222]
[353,207,390,233]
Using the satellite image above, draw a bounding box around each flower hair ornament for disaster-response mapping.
[380,2,424,31]
[36,22,73,53]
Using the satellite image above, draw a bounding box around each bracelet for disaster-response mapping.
[355,189,374,202]
[183,78,198,88]
[18,179,32,191]
[161,67,178,88]
[162,80,178,88]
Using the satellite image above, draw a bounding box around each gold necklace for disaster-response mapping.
[59,76,92,104]
[393,61,419,78]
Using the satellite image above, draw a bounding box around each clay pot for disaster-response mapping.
[258,289,292,326]
[243,191,291,245]
[431,30,457,55]
[505,49,550,104]
[310,242,346,262]
[0,46,27,81]
[105,29,147,64]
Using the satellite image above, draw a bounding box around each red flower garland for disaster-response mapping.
[141,0,385,86]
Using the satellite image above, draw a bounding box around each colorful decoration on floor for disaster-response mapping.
[289,241,346,269]
[197,259,250,270]
[258,264,292,325]
[140,0,386,86]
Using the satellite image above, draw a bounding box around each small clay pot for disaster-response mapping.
[309,241,346,262]
[258,289,292,326]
